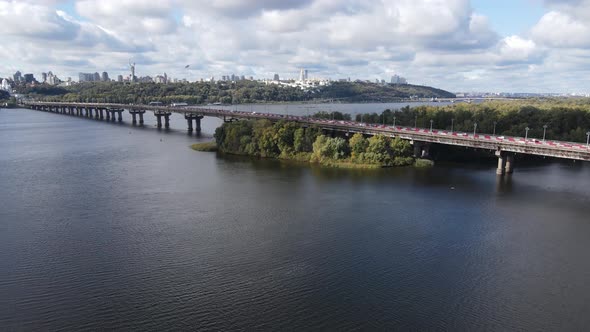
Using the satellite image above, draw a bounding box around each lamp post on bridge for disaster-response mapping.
[430,119,433,133]
[543,124,548,142]
[473,122,477,137]
[493,121,497,136]
[414,114,417,129]
[451,118,454,134]
[586,131,590,149]
[393,116,396,127]
[525,127,530,143]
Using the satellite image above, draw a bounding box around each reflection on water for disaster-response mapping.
[1,108,590,330]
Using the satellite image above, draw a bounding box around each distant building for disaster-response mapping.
[390,74,407,84]
[23,73,35,84]
[41,72,48,83]
[13,71,22,84]
[273,73,280,81]
[101,72,109,82]
[79,72,96,82]
[117,75,123,82]
[47,71,59,85]
[299,68,305,81]
[304,69,308,80]
[1,78,10,91]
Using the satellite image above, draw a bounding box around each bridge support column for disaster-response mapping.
[505,154,515,174]
[154,111,172,129]
[155,114,162,128]
[186,117,193,132]
[117,110,123,122]
[129,110,145,125]
[94,108,100,119]
[496,151,515,175]
[184,114,204,134]
[105,109,111,121]
[195,117,201,134]
[99,108,104,120]
[412,141,430,158]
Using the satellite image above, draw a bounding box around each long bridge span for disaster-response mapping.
[21,101,590,175]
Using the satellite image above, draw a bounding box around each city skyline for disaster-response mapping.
[1,0,590,93]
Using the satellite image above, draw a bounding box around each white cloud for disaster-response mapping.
[0,0,589,92]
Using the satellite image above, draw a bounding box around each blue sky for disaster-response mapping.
[2,0,590,93]
[472,0,546,36]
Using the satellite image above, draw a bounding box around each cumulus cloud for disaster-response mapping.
[1,0,589,92]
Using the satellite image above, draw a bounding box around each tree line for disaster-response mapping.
[214,120,415,167]
[17,81,454,104]
[348,100,590,143]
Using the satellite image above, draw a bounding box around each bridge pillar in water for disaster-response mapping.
[184,114,204,134]
[412,141,431,158]
[129,110,145,125]
[186,117,193,132]
[138,111,145,125]
[154,111,172,129]
[94,108,100,119]
[117,109,123,122]
[154,113,163,129]
[98,108,104,120]
[496,151,515,175]
[164,114,170,129]
[105,109,111,121]
[505,153,515,174]
[195,116,202,133]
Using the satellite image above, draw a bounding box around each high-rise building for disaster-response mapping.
[13,71,22,84]
[117,75,123,82]
[41,72,48,83]
[23,74,35,83]
[304,69,308,80]
[390,75,407,84]
[273,73,280,81]
[101,72,109,82]
[299,68,305,81]
[1,78,10,91]
[79,72,96,82]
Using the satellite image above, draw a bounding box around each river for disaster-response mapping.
[1,107,590,330]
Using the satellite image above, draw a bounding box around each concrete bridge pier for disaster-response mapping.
[496,151,515,175]
[155,114,163,128]
[106,109,111,121]
[94,108,100,120]
[195,116,202,133]
[184,114,204,133]
[154,111,172,129]
[98,108,104,120]
[116,109,123,122]
[505,153,515,174]
[164,114,170,129]
[138,111,145,125]
[186,117,193,132]
[128,110,145,125]
[412,141,431,158]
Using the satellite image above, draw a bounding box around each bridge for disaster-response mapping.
[21,101,590,175]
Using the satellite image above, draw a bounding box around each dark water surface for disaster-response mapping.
[2,108,590,330]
